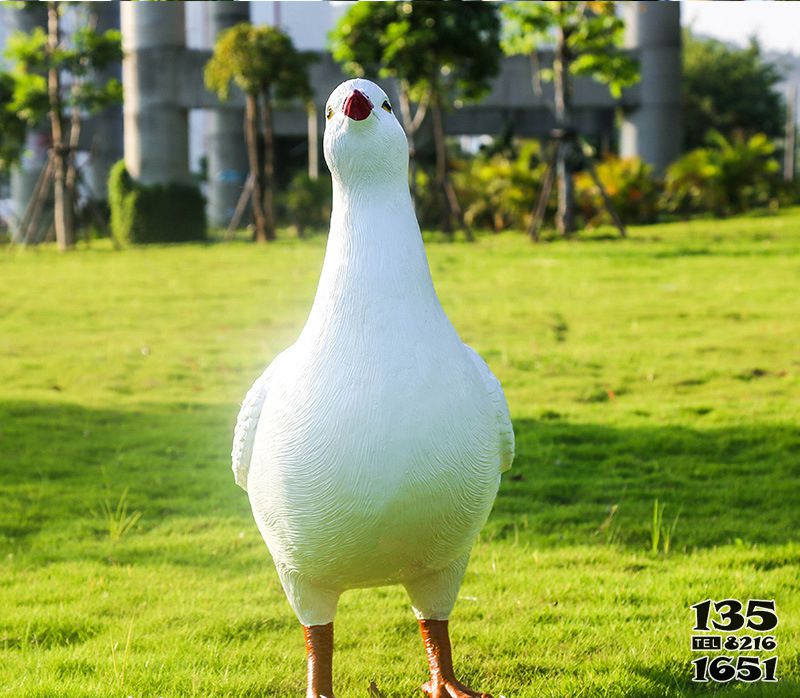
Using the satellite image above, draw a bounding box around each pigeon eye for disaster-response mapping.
[326,106,334,120]
[381,100,392,113]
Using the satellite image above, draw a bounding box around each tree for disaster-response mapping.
[205,23,314,243]
[502,2,639,236]
[0,72,27,171]
[5,2,122,250]
[330,1,502,236]
[682,31,784,151]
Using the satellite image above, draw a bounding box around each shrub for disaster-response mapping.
[280,172,332,236]
[410,140,465,232]
[662,132,782,217]
[108,160,207,244]
[575,155,660,227]
[449,141,549,232]
[414,134,788,234]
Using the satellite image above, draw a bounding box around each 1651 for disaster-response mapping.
[692,655,777,683]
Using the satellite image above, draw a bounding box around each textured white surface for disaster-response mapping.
[232,79,514,626]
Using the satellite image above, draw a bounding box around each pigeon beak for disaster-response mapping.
[343,89,373,121]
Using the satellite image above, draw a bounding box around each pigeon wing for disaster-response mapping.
[464,344,515,473]
[231,348,292,491]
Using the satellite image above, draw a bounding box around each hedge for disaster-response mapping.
[108,160,207,244]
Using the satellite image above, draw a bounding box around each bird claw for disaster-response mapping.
[421,678,493,698]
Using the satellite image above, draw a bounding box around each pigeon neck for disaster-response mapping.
[304,175,440,330]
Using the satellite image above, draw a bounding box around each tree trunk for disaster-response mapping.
[307,103,319,180]
[430,90,465,236]
[554,4,575,237]
[245,93,267,242]
[259,91,276,242]
[785,85,796,183]
[397,80,427,205]
[64,101,81,233]
[47,3,73,251]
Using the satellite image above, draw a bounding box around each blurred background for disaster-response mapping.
[0,0,797,245]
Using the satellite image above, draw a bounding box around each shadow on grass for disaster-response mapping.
[492,418,800,550]
[0,400,241,555]
[2,402,799,558]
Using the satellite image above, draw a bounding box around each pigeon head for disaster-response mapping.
[323,79,409,187]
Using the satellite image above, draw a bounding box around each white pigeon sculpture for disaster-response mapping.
[232,78,514,698]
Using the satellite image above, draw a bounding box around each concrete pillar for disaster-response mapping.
[120,2,189,185]
[206,2,249,227]
[87,2,123,200]
[621,1,682,173]
[8,3,49,241]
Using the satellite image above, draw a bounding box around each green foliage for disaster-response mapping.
[453,141,548,232]
[0,71,27,170]
[683,32,784,151]
[501,2,639,99]
[204,22,313,102]
[429,135,786,231]
[108,160,207,245]
[428,141,663,232]
[70,26,124,77]
[280,172,332,237]
[4,20,122,125]
[329,2,393,81]
[575,155,660,227]
[330,1,502,105]
[663,131,782,217]
[420,135,787,232]
[3,26,48,72]
[3,27,48,122]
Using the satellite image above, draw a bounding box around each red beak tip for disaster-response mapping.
[343,89,373,121]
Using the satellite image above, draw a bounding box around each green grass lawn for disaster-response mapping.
[1,211,799,697]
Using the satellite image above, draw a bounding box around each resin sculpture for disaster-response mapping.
[232,79,514,698]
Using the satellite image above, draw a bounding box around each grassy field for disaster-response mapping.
[1,210,799,697]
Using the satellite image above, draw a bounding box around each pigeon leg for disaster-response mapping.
[418,619,492,698]
[303,622,335,698]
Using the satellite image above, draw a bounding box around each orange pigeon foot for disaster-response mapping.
[418,619,492,698]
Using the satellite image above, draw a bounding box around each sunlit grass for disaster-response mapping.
[1,210,799,696]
